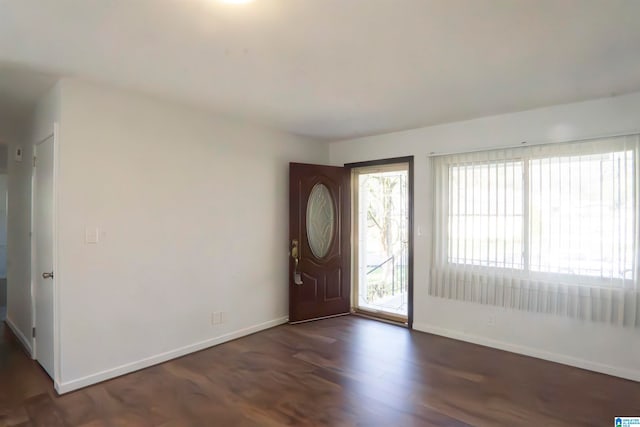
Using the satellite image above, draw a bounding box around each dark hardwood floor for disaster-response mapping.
[1,315,639,426]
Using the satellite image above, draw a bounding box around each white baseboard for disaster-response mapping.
[413,322,640,383]
[55,316,289,394]
[5,316,33,357]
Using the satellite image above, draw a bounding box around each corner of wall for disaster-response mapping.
[4,316,33,357]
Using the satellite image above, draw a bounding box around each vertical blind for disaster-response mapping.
[430,134,640,327]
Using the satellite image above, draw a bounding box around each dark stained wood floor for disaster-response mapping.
[1,316,639,426]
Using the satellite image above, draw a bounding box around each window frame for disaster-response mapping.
[443,146,637,290]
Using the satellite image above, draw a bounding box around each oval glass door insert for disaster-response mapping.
[306,183,335,258]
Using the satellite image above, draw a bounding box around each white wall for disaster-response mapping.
[0,172,8,278]
[0,145,7,279]
[0,145,7,312]
[330,91,640,381]
[53,79,328,392]
[0,144,7,172]
[0,117,24,147]
[6,83,61,355]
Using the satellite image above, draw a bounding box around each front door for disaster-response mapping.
[289,163,350,323]
[33,135,55,378]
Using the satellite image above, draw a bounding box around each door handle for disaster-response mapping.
[42,272,54,279]
[291,239,303,285]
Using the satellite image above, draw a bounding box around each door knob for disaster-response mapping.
[291,239,303,285]
[42,272,54,279]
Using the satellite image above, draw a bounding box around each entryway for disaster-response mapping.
[288,157,413,327]
[352,161,411,323]
[33,134,56,379]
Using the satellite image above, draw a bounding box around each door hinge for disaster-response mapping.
[33,156,36,167]
[32,327,36,338]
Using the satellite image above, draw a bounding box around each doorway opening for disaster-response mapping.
[32,134,56,379]
[350,158,413,326]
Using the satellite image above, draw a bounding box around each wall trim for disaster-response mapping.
[413,322,640,383]
[54,316,289,394]
[5,317,33,357]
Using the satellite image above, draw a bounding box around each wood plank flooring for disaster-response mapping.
[1,315,639,426]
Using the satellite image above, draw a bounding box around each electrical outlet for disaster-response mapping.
[220,312,227,324]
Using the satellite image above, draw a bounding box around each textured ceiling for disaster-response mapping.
[1,0,639,140]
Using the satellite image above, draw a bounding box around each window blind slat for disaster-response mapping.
[431,134,640,327]
[599,159,604,278]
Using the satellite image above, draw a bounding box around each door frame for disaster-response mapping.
[345,156,414,329]
[30,124,60,386]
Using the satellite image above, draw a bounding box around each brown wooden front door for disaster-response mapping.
[289,163,351,323]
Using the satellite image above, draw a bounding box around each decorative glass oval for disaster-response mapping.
[306,183,335,258]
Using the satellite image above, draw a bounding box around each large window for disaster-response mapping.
[431,135,640,326]
[448,160,524,269]
[529,151,634,280]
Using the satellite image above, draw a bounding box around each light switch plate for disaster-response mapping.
[85,227,99,244]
